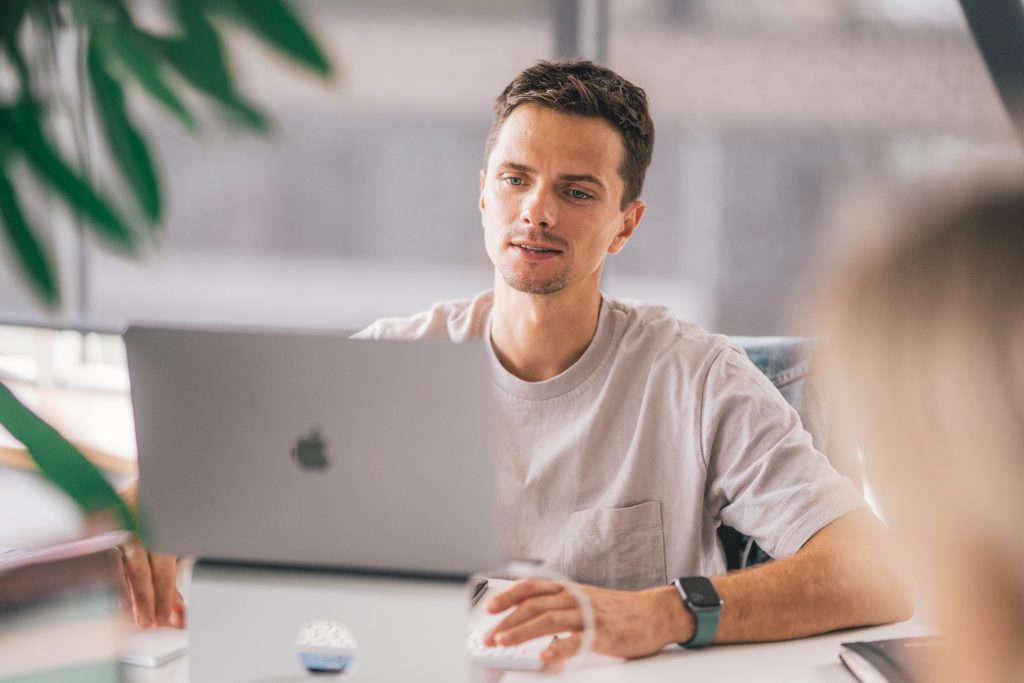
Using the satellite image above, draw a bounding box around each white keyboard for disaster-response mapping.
[465,626,550,671]
[465,578,551,672]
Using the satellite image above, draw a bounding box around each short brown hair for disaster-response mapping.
[483,59,655,210]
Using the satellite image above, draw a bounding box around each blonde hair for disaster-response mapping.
[817,177,1024,682]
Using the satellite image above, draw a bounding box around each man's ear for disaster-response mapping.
[479,170,486,214]
[607,200,646,254]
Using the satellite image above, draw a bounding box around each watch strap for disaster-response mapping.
[672,577,722,649]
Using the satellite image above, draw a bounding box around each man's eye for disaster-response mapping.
[569,189,590,200]
[504,176,523,186]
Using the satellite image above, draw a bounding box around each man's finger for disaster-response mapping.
[117,555,135,615]
[491,608,583,647]
[542,633,583,666]
[121,541,155,628]
[149,552,178,627]
[172,590,186,628]
[483,592,577,644]
[485,578,563,613]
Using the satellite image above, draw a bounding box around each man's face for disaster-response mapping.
[480,104,645,296]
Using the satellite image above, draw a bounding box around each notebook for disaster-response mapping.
[840,635,944,683]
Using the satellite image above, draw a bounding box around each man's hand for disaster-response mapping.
[483,578,693,664]
[118,479,185,629]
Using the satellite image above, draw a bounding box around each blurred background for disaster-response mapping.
[2,0,1020,335]
[1,0,1021,544]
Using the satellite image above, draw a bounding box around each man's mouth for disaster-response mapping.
[511,242,563,254]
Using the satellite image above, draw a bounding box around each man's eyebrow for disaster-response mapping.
[497,161,533,173]
[559,173,605,189]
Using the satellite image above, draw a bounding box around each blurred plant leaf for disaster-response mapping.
[87,37,161,223]
[0,381,136,534]
[0,0,335,548]
[0,1,33,93]
[228,0,332,77]
[0,168,58,307]
[152,0,267,131]
[0,103,136,251]
[0,0,31,43]
[67,0,123,25]
[92,24,196,132]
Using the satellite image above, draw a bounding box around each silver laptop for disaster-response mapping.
[124,325,503,579]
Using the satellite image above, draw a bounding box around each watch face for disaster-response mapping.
[679,577,722,608]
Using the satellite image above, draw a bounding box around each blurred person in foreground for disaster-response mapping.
[817,179,1024,683]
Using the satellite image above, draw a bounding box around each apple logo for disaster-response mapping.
[292,429,329,471]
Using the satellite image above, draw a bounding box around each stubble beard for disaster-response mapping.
[493,226,573,295]
[498,259,571,295]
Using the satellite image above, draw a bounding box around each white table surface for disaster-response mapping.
[0,597,928,683]
[119,620,929,683]
[1,553,930,683]
[514,622,930,683]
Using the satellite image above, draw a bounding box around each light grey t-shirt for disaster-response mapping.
[357,291,865,589]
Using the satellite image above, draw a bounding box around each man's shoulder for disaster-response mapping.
[353,291,493,342]
[604,296,739,366]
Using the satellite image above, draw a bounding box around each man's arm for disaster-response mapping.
[674,508,914,642]
[485,508,914,662]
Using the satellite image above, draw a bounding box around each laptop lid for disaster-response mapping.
[124,325,502,579]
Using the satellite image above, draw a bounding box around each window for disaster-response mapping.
[1,0,1019,335]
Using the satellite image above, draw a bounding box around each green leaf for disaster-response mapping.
[0,0,31,42]
[151,2,268,131]
[0,1,33,94]
[155,37,267,131]
[67,0,124,25]
[229,0,332,77]
[87,37,162,224]
[0,104,137,251]
[0,168,59,307]
[92,24,196,132]
[0,381,136,534]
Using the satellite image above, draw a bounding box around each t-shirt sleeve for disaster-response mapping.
[351,309,453,341]
[351,296,484,342]
[700,344,867,559]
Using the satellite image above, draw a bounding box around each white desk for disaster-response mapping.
[122,621,927,683]
[514,622,930,682]
[1,556,930,683]
[0,604,927,683]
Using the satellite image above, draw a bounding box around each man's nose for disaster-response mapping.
[521,187,556,229]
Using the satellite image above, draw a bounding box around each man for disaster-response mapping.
[122,60,912,661]
[355,59,912,662]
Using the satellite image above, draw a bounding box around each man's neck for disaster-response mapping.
[489,275,603,383]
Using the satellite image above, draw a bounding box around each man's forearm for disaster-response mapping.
[652,511,915,646]
[715,536,912,642]
[488,511,914,658]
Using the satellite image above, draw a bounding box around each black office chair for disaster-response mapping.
[718,337,862,570]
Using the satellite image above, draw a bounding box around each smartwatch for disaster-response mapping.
[671,576,723,648]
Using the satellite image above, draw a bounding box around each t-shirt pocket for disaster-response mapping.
[559,500,667,590]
